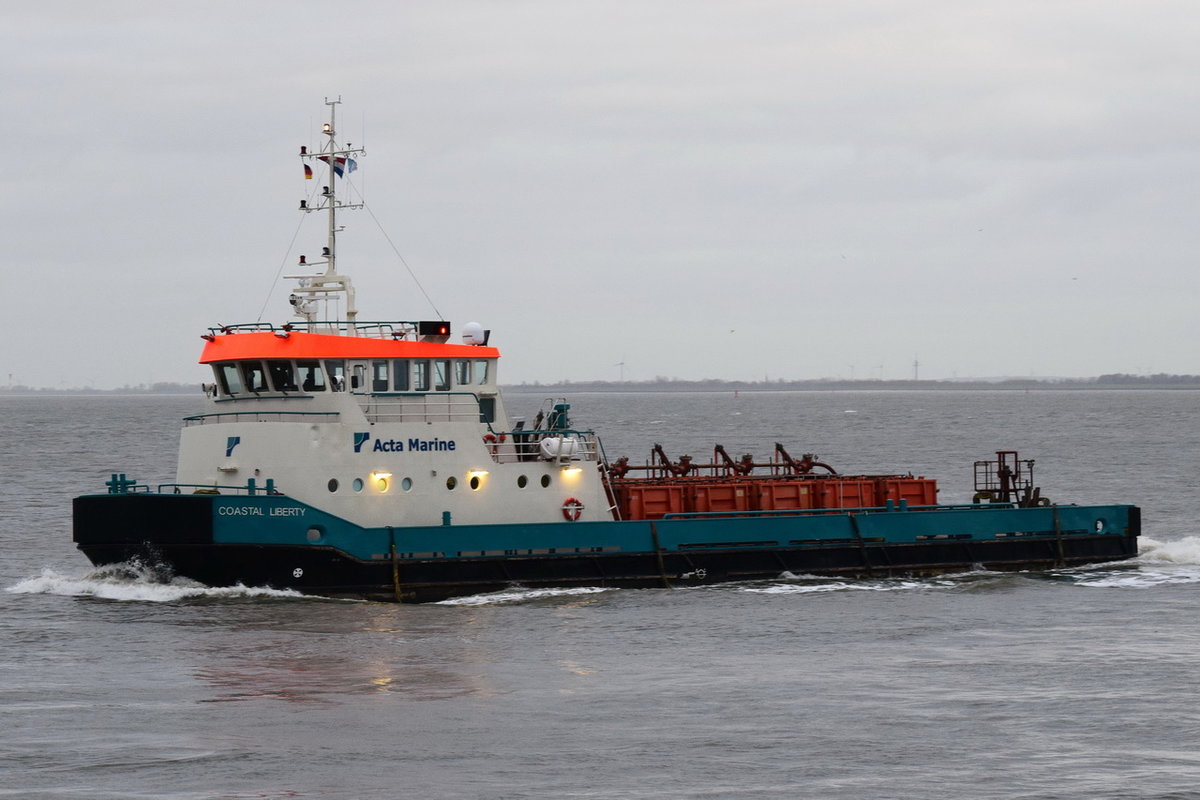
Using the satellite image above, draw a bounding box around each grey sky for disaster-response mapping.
[5,1,1197,388]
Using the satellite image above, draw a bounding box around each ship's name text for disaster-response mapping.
[218,506,307,517]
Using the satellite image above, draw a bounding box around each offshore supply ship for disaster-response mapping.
[72,100,1140,602]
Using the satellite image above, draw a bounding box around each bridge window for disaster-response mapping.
[298,360,325,392]
[412,360,430,392]
[241,361,268,393]
[455,360,471,385]
[434,359,451,391]
[216,363,244,395]
[393,359,409,391]
[371,360,389,392]
[474,359,490,386]
[268,361,297,392]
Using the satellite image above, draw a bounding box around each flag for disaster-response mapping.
[303,164,313,180]
[318,155,358,177]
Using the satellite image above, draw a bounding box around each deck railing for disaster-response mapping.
[484,429,601,465]
[660,502,1012,521]
[103,473,285,496]
[208,320,434,339]
[361,393,484,424]
[184,410,340,426]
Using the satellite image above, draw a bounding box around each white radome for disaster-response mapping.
[462,321,486,345]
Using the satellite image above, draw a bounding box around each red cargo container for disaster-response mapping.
[690,483,751,513]
[613,474,936,519]
[756,480,816,511]
[877,477,938,506]
[816,479,877,509]
[617,483,687,520]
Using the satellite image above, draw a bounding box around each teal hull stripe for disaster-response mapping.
[210,497,1134,563]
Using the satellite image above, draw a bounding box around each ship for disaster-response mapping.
[72,99,1141,602]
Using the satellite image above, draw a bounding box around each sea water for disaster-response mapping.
[2,390,1199,799]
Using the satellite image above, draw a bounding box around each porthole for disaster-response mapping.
[470,476,480,490]
[352,478,364,493]
[306,526,325,542]
[401,477,413,492]
[517,475,528,488]
[446,476,458,490]
[541,474,551,488]
[327,478,339,493]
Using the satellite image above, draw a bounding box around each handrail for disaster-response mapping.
[208,320,438,339]
[660,502,1019,521]
[212,394,316,402]
[483,427,600,464]
[490,427,598,438]
[184,410,340,426]
[155,481,287,496]
[102,473,285,497]
[364,391,482,399]
[362,392,483,424]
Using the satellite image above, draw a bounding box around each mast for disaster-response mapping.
[288,96,365,332]
[325,98,339,282]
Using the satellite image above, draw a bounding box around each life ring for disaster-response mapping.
[483,432,506,454]
[562,497,584,521]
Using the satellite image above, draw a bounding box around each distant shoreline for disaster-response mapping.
[3,373,1198,395]
[505,376,1200,392]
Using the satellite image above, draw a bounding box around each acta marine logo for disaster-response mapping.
[352,432,458,453]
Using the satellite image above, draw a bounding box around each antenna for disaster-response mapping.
[287,97,366,331]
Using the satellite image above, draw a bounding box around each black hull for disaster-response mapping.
[74,494,1141,602]
[76,534,1139,604]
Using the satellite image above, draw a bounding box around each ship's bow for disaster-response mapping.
[73,494,214,567]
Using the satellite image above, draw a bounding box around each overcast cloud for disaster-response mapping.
[4,1,1197,388]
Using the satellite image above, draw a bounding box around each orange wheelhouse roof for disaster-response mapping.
[199,331,500,364]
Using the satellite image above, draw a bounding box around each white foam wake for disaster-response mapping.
[743,577,961,595]
[436,586,613,606]
[1137,535,1200,565]
[1057,536,1200,589]
[6,565,303,602]
[739,568,1006,595]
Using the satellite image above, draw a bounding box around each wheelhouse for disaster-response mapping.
[209,355,495,396]
[198,324,502,423]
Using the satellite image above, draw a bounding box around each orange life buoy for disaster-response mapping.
[562,497,584,521]
[483,432,506,455]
